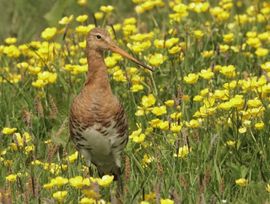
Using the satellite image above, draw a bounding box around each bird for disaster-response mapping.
[69,28,152,191]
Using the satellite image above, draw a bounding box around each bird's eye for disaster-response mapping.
[96,35,101,39]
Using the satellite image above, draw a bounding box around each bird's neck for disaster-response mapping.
[85,49,111,90]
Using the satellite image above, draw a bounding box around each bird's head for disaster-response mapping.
[87,28,153,71]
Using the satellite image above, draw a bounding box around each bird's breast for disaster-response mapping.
[73,120,127,165]
[69,90,128,170]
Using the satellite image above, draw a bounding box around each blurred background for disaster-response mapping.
[0,0,134,42]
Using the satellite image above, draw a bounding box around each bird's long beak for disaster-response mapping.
[109,43,153,71]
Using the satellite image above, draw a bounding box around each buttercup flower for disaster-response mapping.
[41,27,57,40]
[235,178,248,187]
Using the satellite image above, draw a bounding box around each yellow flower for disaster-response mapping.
[184,73,199,84]
[12,132,31,147]
[141,94,156,108]
[3,45,20,58]
[113,69,127,82]
[131,84,144,92]
[100,5,114,13]
[32,79,45,88]
[188,2,209,13]
[151,106,167,116]
[169,112,181,120]
[76,25,95,35]
[266,184,270,193]
[149,119,161,128]
[5,37,17,44]
[193,30,204,39]
[134,0,164,14]
[186,119,200,128]
[142,154,154,167]
[123,24,137,36]
[78,58,87,65]
[76,0,87,5]
[223,33,234,43]
[6,174,17,182]
[130,128,146,143]
[53,191,68,203]
[28,66,41,74]
[123,17,136,25]
[161,199,174,204]
[76,15,88,23]
[158,121,169,130]
[174,145,191,158]
[219,65,236,78]
[213,89,228,100]
[165,37,179,48]
[52,176,69,187]
[41,27,57,40]
[165,100,175,107]
[170,3,188,22]
[229,95,244,109]
[148,53,166,66]
[105,57,118,67]
[80,197,96,204]
[226,140,236,147]
[133,133,146,143]
[200,69,214,80]
[130,32,154,42]
[234,14,248,24]
[154,39,164,49]
[39,71,57,83]
[24,145,35,153]
[135,107,146,116]
[67,151,78,163]
[258,32,270,41]
[261,62,270,72]
[235,178,248,187]
[127,41,151,53]
[219,44,230,53]
[69,176,85,189]
[255,48,269,57]
[201,50,214,58]
[243,120,251,127]
[58,15,73,25]
[254,122,264,130]
[170,123,182,132]
[193,95,203,102]
[246,37,261,48]
[131,75,144,84]
[168,46,181,54]
[43,182,54,189]
[78,41,86,48]
[247,98,262,108]
[238,127,247,134]
[210,7,230,22]
[97,175,114,187]
[94,12,104,20]
[200,88,209,96]
[2,127,17,135]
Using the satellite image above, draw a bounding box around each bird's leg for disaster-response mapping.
[115,167,123,197]
[88,166,93,177]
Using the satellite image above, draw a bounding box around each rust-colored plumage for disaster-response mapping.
[69,28,152,187]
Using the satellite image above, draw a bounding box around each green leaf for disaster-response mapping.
[44,0,72,25]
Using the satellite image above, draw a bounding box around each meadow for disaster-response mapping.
[1,0,270,203]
